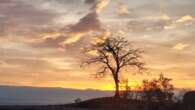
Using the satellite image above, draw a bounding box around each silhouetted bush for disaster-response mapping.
[141,74,174,103]
[74,97,82,103]
[183,91,195,109]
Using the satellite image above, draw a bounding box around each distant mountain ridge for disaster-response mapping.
[0,85,112,105]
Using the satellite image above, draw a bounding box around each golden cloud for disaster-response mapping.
[91,31,111,44]
[95,0,110,14]
[173,43,189,51]
[161,14,171,21]
[176,15,194,23]
[164,24,176,30]
[116,1,130,16]
[62,33,84,45]
[42,32,61,39]
[87,50,99,56]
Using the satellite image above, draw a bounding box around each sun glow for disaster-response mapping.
[101,84,115,90]
[100,81,140,91]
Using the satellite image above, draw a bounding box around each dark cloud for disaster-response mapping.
[62,0,110,45]
[66,0,110,34]
[35,36,66,48]
[84,0,96,4]
[52,0,80,4]
[68,12,102,33]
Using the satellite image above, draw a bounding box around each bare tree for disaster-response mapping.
[142,74,174,103]
[82,35,145,98]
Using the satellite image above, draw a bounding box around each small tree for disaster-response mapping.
[120,79,131,98]
[83,34,145,98]
[142,74,174,103]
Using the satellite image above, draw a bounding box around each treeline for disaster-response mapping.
[119,74,195,110]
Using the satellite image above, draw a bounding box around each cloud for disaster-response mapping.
[172,43,189,51]
[0,0,12,3]
[68,12,102,33]
[62,33,84,45]
[164,24,176,30]
[127,18,172,32]
[93,0,110,14]
[76,0,111,29]
[85,0,96,4]
[116,1,130,16]
[32,0,111,48]
[91,31,111,44]
[63,0,111,45]
[35,36,66,48]
[87,50,99,56]
[62,12,103,45]
[0,0,57,26]
[0,0,101,53]
[176,15,194,23]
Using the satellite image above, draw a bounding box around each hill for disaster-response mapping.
[68,97,145,110]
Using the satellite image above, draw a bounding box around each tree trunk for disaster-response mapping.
[114,77,120,98]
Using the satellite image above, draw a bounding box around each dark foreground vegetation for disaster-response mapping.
[70,96,195,110]
[0,93,195,110]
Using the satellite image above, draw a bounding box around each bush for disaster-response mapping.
[142,74,174,103]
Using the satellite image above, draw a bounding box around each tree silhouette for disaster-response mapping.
[83,34,145,98]
[142,74,174,103]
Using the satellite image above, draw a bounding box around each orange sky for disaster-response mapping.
[0,0,195,90]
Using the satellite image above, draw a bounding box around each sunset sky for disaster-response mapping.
[0,0,195,90]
